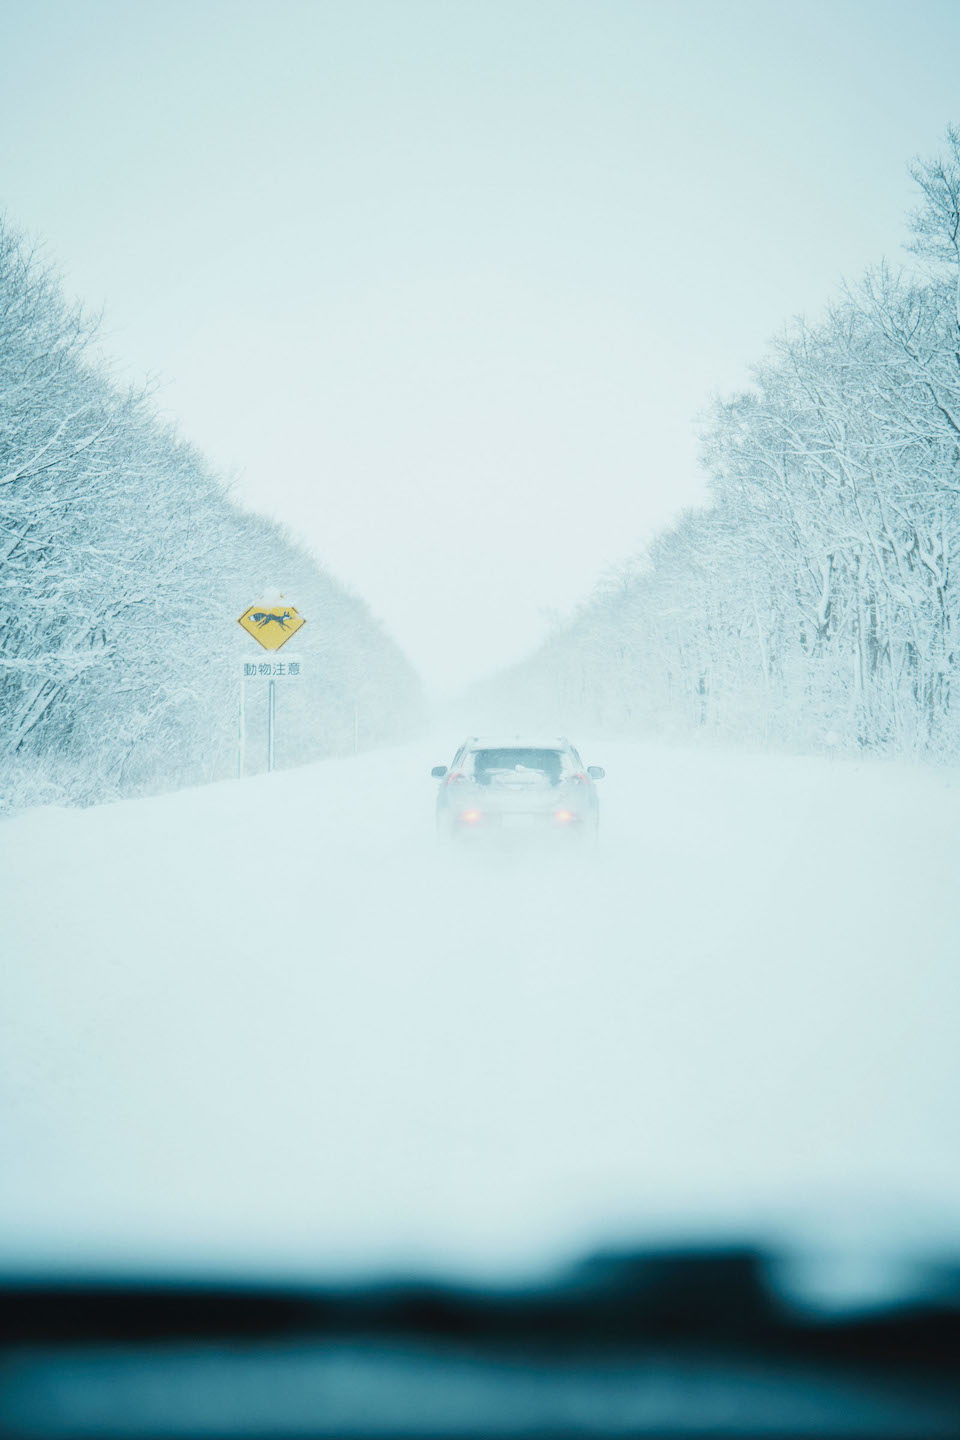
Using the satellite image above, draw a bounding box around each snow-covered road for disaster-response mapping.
[2,740,959,1285]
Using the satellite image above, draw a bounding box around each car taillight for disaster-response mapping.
[554,809,575,823]
[460,809,482,823]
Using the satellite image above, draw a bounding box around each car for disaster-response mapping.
[431,736,604,841]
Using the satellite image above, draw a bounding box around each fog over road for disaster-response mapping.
[2,739,958,1286]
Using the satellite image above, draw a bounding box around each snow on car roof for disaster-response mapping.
[465,736,572,751]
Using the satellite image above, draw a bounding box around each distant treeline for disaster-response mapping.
[489,129,960,758]
[0,220,422,811]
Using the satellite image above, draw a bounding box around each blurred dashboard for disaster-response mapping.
[2,1247,960,1438]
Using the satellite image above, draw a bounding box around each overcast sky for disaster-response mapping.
[2,0,959,693]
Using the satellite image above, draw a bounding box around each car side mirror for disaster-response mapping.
[431,765,448,779]
[587,765,605,780]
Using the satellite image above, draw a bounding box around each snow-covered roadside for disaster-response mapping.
[1,739,958,1289]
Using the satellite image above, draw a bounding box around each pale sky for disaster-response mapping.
[2,0,959,693]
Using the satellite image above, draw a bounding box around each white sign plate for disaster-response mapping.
[241,656,305,678]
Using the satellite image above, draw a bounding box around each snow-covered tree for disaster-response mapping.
[0,220,422,810]
[488,128,960,761]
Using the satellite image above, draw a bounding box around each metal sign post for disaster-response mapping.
[267,678,276,773]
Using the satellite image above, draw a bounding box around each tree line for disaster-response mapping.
[0,219,422,811]
[489,129,960,759]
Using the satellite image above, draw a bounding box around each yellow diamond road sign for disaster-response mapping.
[238,602,307,651]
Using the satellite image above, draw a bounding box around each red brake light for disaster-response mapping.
[554,809,575,823]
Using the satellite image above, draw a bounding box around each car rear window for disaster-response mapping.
[470,749,566,784]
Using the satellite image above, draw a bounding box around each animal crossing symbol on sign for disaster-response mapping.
[237,602,307,651]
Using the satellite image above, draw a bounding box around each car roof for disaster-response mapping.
[462,736,574,751]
